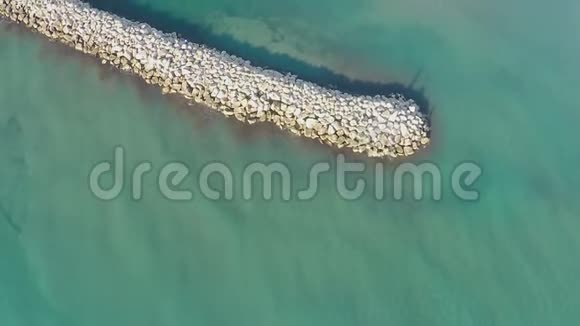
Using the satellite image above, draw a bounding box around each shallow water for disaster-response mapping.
[1,0,579,325]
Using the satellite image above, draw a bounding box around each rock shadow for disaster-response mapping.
[86,0,431,115]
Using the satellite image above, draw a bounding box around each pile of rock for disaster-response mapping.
[1,0,431,158]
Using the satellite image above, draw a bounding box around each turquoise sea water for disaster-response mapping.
[1,0,580,325]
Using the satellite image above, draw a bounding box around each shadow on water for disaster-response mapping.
[87,0,431,114]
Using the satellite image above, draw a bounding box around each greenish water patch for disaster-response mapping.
[1,0,580,325]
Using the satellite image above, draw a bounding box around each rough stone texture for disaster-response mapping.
[0,0,431,158]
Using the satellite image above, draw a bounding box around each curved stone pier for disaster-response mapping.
[0,0,431,158]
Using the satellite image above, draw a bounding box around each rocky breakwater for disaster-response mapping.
[1,0,431,158]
